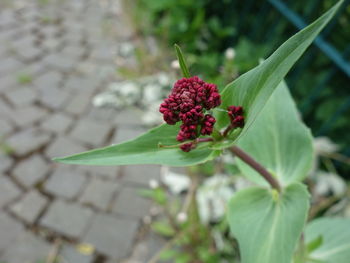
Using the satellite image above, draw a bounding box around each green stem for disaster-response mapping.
[174,44,191,78]
[229,146,281,192]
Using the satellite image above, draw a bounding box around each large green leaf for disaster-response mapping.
[54,123,220,166]
[228,183,310,263]
[235,82,313,186]
[216,1,342,146]
[305,217,350,263]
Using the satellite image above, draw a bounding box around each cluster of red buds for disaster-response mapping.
[159,76,221,150]
[159,76,245,152]
[227,106,244,128]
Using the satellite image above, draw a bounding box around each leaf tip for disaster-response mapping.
[51,156,68,164]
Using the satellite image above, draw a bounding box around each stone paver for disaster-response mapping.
[44,53,77,72]
[112,186,151,218]
[11,106,48,127]
[70,118,113,147]
[83,214,139,259]
[64,92,93,115]
[0,118,14,136]
[40,112,73,134]
[33,70,62,91]
[122,165,161,186]
[78,165,120,180]
[0,176,21,208]
[38,85,70,110]
[112,127,145,144]
[45,167,87,199]
[0,213,24,253]
[16,46,43,62]
[87,107,118,122]
[0,232,52,263]
[7,128,51,156]
[9,190,48,224]
[63,76,98,93]
[0,153,13,173]
[59,245,94,263]
[0,98,14,118]
[45,136,87,159]
[12,154,50,188]
[4,86,38,107]
[62,45,86,60]
[40,200,93,238]
[114,109,143,127]
[80,178,119,210]
[0,57,23,75]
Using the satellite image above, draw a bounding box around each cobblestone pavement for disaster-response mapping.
[0,1,164,262]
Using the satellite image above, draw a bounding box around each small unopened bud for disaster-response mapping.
[143,215,152,224]
[149,179,159,189]
[150,206,160,216]
[225,48,236,60]
[171,60,180,69]
[180,142,196,152]
[176,212,188,223]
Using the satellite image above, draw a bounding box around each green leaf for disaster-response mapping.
[152,221,176,237]
[227,183,310,263]
[159,249,179,260]
[216,1,342,146]
[139,188,167,205]
[235,82,313,186]
[175,44,191,78]
[305,217,350,263]
[175,253,192,263]
[54,123,220,166]
[307,235,323,253]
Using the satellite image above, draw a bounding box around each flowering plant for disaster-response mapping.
[55,2,350,263]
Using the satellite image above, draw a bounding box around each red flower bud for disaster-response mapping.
[227,105,244,128]
[180,142,196,152]
[160,76,222,150]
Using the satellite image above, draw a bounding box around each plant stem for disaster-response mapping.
[196,137,214,143]
[222,124,234,137]
[147,231,184,263]
[229,146,281,192]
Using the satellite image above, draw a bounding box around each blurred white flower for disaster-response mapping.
[176,212,188,223]
[234,176,254,191]
[141,101,163,126]
[313,171,347,197]
[222,152,235,164]
[171,60,180,69]
[314,137,339,154]
[150,206,160,216]
[157,72,171,86]
[149,179,159,189]
[93,93,121,107]
[225,48,236,60]
[161,167,190,195]
[143,215,152,224]
[143,84,162,103]
[118,42,135,57]
[196,174,235,224]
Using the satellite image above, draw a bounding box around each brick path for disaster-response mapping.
[0,1,164,262]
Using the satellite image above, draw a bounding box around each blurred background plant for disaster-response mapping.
[138,135,349,263]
